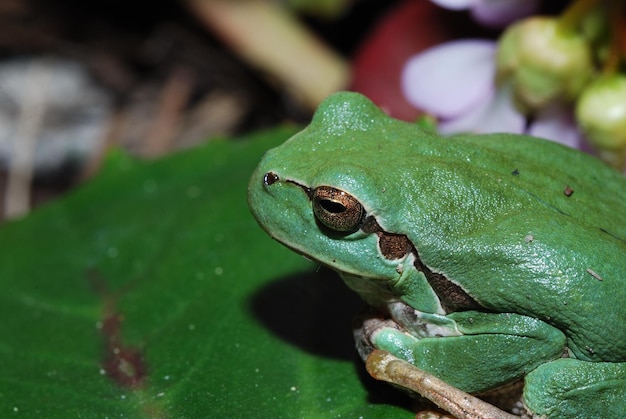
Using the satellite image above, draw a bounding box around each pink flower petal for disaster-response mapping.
[528,104,583,148]
[439,84,525,134]
[401,40,496,119]
[350,1,455,121]
[471,0,539,27]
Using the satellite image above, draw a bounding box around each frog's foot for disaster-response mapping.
[524,358,626,418]
[352,310,401,362]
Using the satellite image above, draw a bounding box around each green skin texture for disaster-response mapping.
[248,92,626,417]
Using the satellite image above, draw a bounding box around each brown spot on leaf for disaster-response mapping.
[101,313,147,388]
[88,269,148,389]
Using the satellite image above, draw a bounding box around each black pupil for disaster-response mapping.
[320,199,346,213]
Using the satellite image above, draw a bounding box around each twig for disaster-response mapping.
[185,0,349,110]
[4,60,48,219]
[143,66,194,157]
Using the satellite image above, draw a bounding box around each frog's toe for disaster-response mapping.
[353,311,401,361]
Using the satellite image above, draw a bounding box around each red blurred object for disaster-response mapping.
[350,0,479,121]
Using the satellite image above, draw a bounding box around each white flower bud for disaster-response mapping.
[497,17,593,112]
[576,74,626,168]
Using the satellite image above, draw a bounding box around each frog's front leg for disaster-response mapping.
[355,308,565,416]
[357,308,566,394]
[524,358,626,418]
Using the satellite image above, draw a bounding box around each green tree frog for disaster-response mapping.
[247,92,626,418]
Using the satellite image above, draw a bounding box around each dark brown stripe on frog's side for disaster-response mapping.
[362,216,480,313]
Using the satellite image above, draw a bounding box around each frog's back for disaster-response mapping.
[409,133,626,361]
[310,91,625,241]
[322,102,626,360]
[438,132,626,241]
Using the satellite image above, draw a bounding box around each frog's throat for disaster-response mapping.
[363,216,481,313]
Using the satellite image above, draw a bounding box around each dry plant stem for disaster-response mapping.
[366,350,518,419]
[186,0,349,110]
[143,67,194,157]
[177,91,246,147]
[5,61,48,219]
[80,110,125,181]
[558,0,602,32]
[603,0,626,74]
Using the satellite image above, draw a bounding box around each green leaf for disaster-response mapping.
[0,127,410,418]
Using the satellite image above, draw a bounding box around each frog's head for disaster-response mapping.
[248,92,446,310]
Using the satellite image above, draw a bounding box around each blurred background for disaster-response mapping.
[2,0,620,222]
[0,0,408,220]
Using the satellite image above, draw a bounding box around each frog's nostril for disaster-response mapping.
[263,172,279,186]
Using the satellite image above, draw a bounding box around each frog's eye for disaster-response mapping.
[312,186,364,233]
